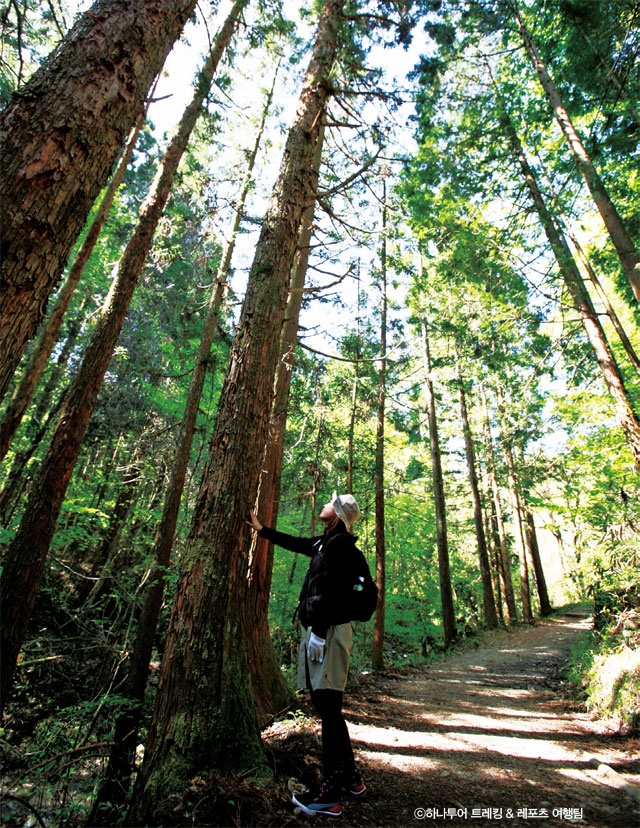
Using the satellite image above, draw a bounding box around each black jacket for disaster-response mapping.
[259,521,357,638]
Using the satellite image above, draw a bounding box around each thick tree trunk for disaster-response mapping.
[524,508,553,617]
[455,352,497,628]
[0,2,246,714]
[0,0,199,397]
[420,321,457,648]
[0,106,148,461]
[372,177,388,671]
[128,3,345,820]
[247,134,332,716]
[499,101,640,468]
[514,7,640,302]
[247,113,324,725]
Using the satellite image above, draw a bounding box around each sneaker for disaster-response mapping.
[342,771,366,798]
[292,781,342,817]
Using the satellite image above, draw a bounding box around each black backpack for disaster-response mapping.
[349,545,379,622]
[326,534,379,623]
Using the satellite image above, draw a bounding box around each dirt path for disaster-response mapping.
[271,611,639,828]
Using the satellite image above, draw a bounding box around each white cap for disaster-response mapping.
[332,491,360,534]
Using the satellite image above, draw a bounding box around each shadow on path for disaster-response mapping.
[339,613,639,828]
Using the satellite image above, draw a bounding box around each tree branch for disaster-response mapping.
[297,339,404,364]
[308,148,382,204]
[0,794,48,828]
[17,742,117,780]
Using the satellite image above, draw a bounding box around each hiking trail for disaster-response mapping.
[266,610,639,828]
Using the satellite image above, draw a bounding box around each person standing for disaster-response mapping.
[247,491,366,817]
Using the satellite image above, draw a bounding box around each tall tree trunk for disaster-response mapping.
[347,265,361,494]
[573,18,640,126]
[476,460,502,623]
[0,305,83,524]
[81,455,141,611]
[556,211,640,378]
[0,0,199,397]
[247,111,324,725]
[513,6,640,302]
[420,320,457,648]
[127,3,345,820]
[372,175,388,671]
[454,350,497,628]
[0,2,247,714]
[568,227,640,378]
[524,507,553,617]
[480,382,517,623]
[497,97,640,468]
[536,153,640,377]
[0,104,149,461]
[487,497,506,623]
[0,395,65,525]
[497,390,532,623]
[311,412,324,536]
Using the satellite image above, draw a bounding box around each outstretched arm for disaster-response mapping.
[247,510,315,557]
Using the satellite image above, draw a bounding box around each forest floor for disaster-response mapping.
[3,609,639,827]
[256,609,639,828]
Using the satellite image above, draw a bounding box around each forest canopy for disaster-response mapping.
[0,0,638,824]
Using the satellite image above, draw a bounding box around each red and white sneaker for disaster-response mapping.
[292,781,342,817]
[343,771,366,798]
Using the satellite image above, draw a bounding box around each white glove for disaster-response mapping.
[307,632,326,663]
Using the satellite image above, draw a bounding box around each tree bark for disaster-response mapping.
[0,0,199,397]
[127,3,345,820]
[0,104,148,461]
[524,507,553,617]
[420,320,457,648]
[514,5,640,302]
[0,1,246,714]
[454,350,498,628]
[496,391,532,623]
[347,265,361,495]
[80,455,141,611]
[536,154,640,377]
[487,497,506,624]
[247,112,324,726]
[0,304,83,524]
[480,384,518,624]
[558,213,640,378]
[372,175,388,671]
[498,97,640,468]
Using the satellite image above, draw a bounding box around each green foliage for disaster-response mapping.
[0,0,73,106]
[2,1,639,823]
[567,594,640,734]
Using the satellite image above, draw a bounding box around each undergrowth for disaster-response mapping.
[566,583,639,734]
